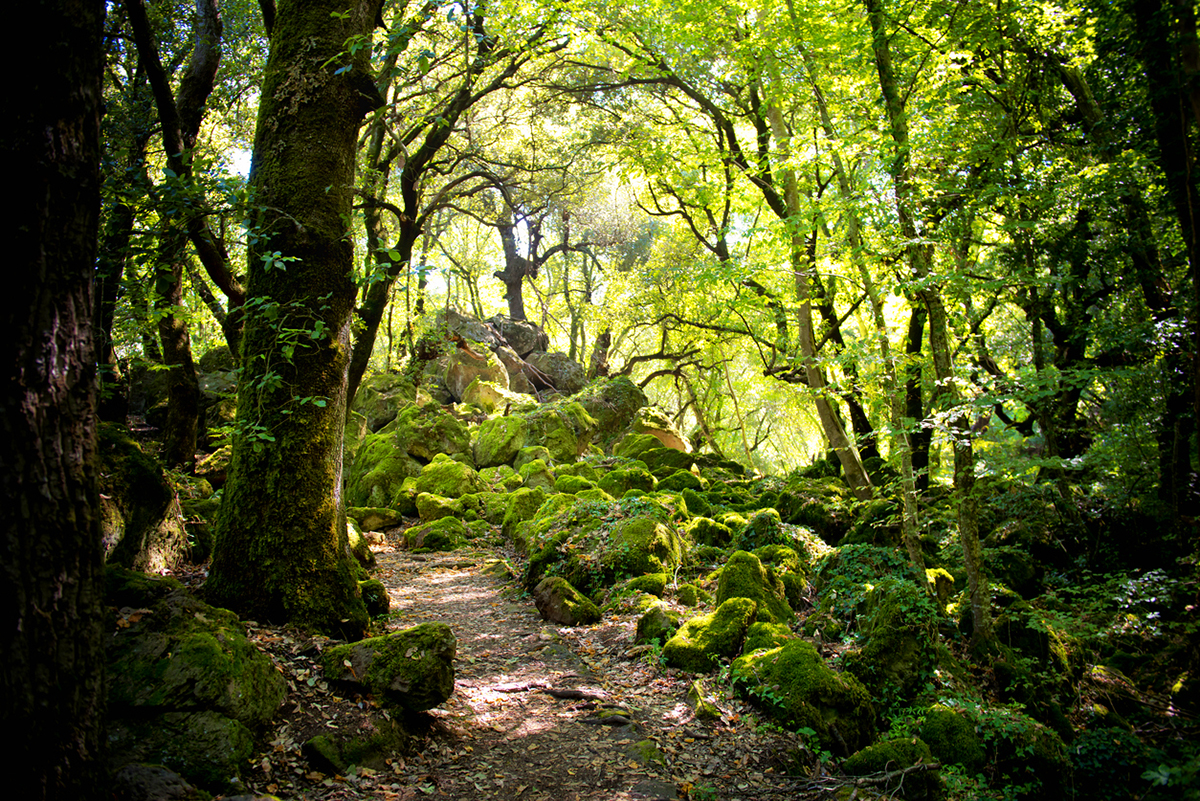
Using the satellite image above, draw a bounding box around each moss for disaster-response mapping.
[731,640,876,756]
[598,466,657,496]
[636,601,681,644]
[716,550,794,624]
[500,486,548,549]
[402,517,465,551]
[573,377,648,450]
[108,711,254,792]
[676,582,710,607]
[359,579,390,617]
[524,401,598,462]
[658,469,703,492]
[609,517,684,576]
[518,458,556,490]
[919,706,985,773]
[513,445,552,471]
[473,414,528,468]
[742,621,793,653]
[662,597,757,672]
[479,464,523,491]
[322,623,456,711]
[733,508,786,551]
[414,456,487,499]
[686,517,733,547]
[841,578,940,708]
[614,432,662,460]
[576,487,615,503]
[415,492,464,522]
[843,737,943,801]
[554,474,596,494]
[459,491,508,525]
[533,576,601,625]
[687,679,722,720]
[681,488,712,518]
[348,506,403,531]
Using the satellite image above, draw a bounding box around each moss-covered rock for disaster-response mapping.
[716,550,794,624]
[474,414,528,468]
[107,711,254,792]
[680,488,712,518]
[346,517,376,568]
[598,466,658,496]
[533,576,601,626]
[843,737,943,801]
[414,454,487,498]
[609,517,684,577]
[402,517,465,551]
[731,639,876,756]
[479,463,523,491]
[742,621,793,654]
[572,377,648,450]
[614,432,662,460]
[359,579,390,617]
[676,582,710,607]
[554,474,596,494]
[323,623,456,712]
[106,568,285,726]
[841,578,940,707]
[733,508,786,551]
[459,491,509,525]
[348,506,404,531]
[99,424,189,572]
[919,706,985,773]
[518,458,557,490]
[636,601,682,644]
[663,597,757,672]
[415,492,465,522]
[657,469,704,492]
[686,516,733,547]
[524,401,598,462]
[501,486,549,550]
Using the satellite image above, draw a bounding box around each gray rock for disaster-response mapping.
[322,623,457,711]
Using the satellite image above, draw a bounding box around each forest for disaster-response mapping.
[5,0,1200,798]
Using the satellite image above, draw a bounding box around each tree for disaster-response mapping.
[205,0,385,636]
[1,0,106,796]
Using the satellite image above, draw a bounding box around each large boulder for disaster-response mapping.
[573,377,648,451]
[475,415,528,468]
[731,639,876,757]
[488,314,549,356]
[662,597,757,672]
[715,550,794,625]
[841,578,940,706]
[523,401,598,462]
[345,404,472,508]
[350,372,420,433]
[445,343,509,401]
[534,576,601,626]
[632,406,690,452]
[99,425,189,573]
[843,738,943,801]
[105,568,286,790]
[322,623,456,712]
[493,345,537,395]
[413,454,488,498]
[526,351,587,394]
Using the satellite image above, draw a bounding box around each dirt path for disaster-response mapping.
[372,543,801,801]
[246,540,803,801]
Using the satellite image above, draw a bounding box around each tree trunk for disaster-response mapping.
[207,0,383,637]
[495,210,533,321]
[864,0,989,640]
[155,225,201,467]
[1,1,106,796]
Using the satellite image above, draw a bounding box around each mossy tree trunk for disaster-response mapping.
[2,1,107,795]
[207,0,384,638]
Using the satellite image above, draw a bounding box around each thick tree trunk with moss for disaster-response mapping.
[2,1,106,796]
[207,0,383,638]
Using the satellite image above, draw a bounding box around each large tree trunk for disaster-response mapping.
[155,225,201,467]
[206,0,382,638]
[1,1,107,796]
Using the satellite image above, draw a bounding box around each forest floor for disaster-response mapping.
[232,538,824,801]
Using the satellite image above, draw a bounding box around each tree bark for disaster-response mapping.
[206,0,383,637]
[864,0,989,640]
[1,1,107,796]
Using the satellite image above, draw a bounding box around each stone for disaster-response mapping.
[359,579,390,617]
[843,738,943,801]
[445,343,509,401]
[632,406,690,452]
[636,601,681,644]
[715,550,794,624]
[322,623,456,711]
[662,597,757,672]
[534,576,601,626]
[402,516,466,551]
[488,314,549,356]
[526,351,587,394]
[99,424,189,572]
[731,640,876,756]
[414,455,487,498]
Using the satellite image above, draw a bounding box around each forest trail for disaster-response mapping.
[330,541,802,801]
